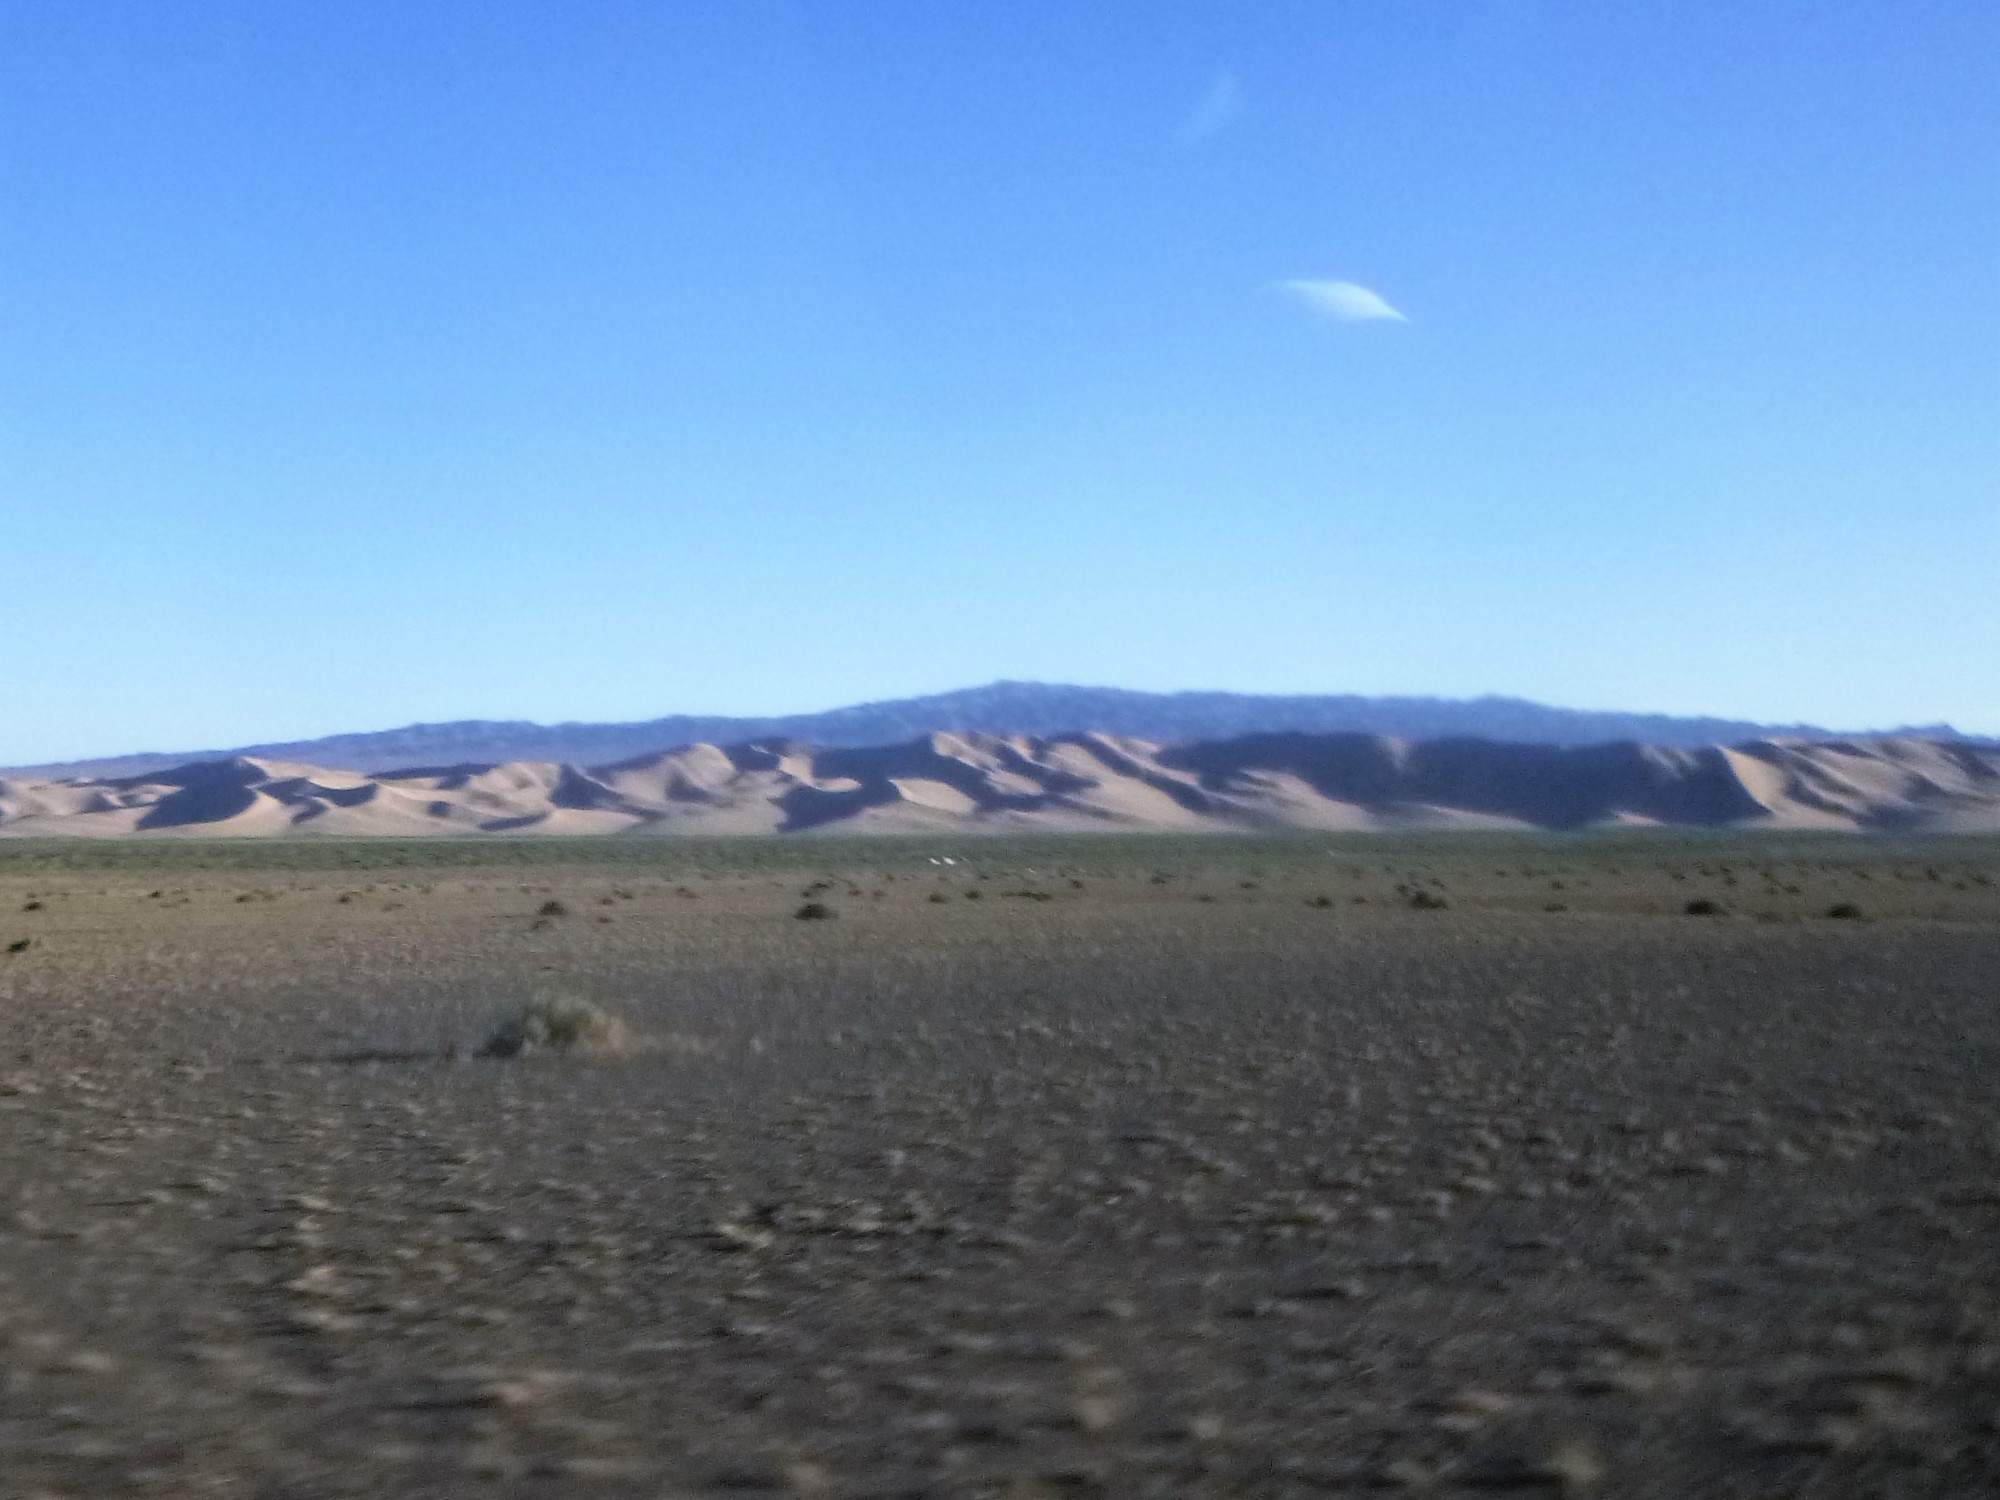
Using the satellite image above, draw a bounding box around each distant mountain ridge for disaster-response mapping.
[4,730,1997,837]
[3,681,1976,781]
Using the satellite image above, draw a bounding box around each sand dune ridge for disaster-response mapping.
[3,732,1996,837]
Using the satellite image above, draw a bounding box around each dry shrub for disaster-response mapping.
[478,995,634,1059]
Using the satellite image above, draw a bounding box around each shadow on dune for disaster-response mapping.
[1161,734,1775,829]
[9,730,2000,837]
[134,759,268,830]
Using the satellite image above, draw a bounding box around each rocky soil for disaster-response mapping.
[0,835,1995,1497]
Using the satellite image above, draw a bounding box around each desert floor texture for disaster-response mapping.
[0,832,1996,1498]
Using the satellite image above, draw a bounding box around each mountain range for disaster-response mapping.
[4,731,1996,838]
[4,681,1977,782]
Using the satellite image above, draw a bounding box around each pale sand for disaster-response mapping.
[3,733,1997,837]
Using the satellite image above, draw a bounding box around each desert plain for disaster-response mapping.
[0,831,1996,1498]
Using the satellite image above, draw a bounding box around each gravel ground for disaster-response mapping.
[0,836,1996,1498]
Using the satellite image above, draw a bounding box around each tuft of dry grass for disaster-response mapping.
[477,995,634,1058]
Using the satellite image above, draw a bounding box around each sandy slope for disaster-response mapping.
[1,732,1996,837]
[25,679,1968,782]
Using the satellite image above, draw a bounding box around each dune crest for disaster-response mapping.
[2,732,1996,837]
[13,681,1980,783]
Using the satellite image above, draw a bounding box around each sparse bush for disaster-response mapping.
[478,995,632,1058]
[795,901,834,920]
[927,892,950,904]
[1825,902,1867,921]
[1307,895,1333,908]
[1685,898,1726,916]
[537,900,569,917]
[1408,890,1449,910]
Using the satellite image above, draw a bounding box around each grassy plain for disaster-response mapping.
[1,832,1997,1497]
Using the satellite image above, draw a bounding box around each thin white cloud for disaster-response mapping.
[1173,70,1243,145]
[1279,279,1408,324]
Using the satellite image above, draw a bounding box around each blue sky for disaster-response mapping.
[3,0,1995,762]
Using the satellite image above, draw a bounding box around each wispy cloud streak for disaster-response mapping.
[1173,71,1243,145]
[1278,279,1408,323]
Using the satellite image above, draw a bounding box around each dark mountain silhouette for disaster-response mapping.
[4,680,1973,781]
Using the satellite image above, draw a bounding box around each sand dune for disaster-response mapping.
[19,681,1980,782]
[2,732,1996,837]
